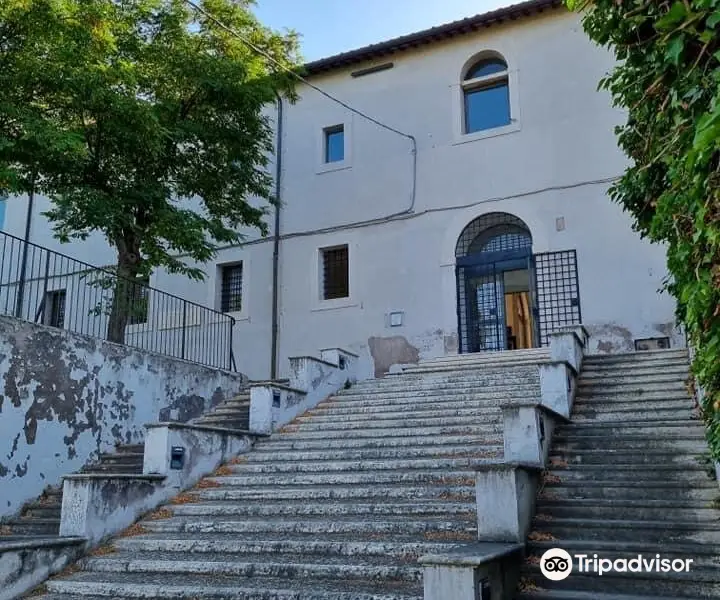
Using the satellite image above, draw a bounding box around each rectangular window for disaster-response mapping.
[0,195,6,230]
[322,246,349,300]
[128,277,149,325]
[464,82,511,134]
[220,263,243,313]
[324,126,345,163]
[45,289,66,328]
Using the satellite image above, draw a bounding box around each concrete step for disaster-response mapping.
[519,563,719,598]
[548,450,707,467]
[248,444,503,462]
[46,571,424,599]
[534,500,719,522]
[299,406,502,423]
[574,390,695,403]
[284,414,501,433]
[570,398,695,412]
[312,398,513,416]
[576,382,688,395]
[543,465,711,484]
[577,372,689,386]
[206,469,477,487]
[583,349,688,363]
[115,443,144,454]
[195,417,249,429]
[97,452,145,463]
[530,517,720,544]
[195,484,474,503]
[415,348,548,364]
[82,463,144,474]
[404,358,549,373]
[538,481,718,502]
[22,505,62,519]
[320,388,539,407]
[206,407,250,419]
[401,363,545,375]
[142,515,476,536]
[226,456,496,474]
[256,433,502,452]
[203,400,250,412]
[169,500,475,519]
[4,518,60,535]
[271,424,503,441]
[555,419,704,437]
[113,532,465,560]
[351,369,540,388]
[551,434,707,452]
[570,408,697,422]
[81,550,423,582]
[338,380,539,398]
[580,361,689,374]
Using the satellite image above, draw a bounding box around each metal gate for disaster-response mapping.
[533,249,582,347]
[456,249,581,353]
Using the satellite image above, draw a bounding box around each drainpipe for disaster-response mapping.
[270,96,284,380]
[14,178,35,319]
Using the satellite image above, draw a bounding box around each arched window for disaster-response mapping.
[462,55,510,134]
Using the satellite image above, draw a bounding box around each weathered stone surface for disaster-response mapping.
[0,537,84,600]
[42,351,549,599]
[0,315,247,520]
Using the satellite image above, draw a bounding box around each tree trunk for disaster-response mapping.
[106,237,141,344]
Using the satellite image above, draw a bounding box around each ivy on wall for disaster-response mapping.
[567,0,720,458]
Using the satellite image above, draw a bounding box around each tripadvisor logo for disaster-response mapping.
[540,548,573,581]
[540,548,694,580]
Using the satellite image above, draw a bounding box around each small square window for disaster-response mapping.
[44,289,66,328]
[321,246,349,300]
[324,126,345,163]
[220,263,243,313]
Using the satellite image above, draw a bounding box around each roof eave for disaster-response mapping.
[304,0,564,76]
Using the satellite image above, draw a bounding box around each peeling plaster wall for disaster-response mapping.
[0,316,247,520]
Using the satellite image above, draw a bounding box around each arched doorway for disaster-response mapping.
[456,212,537,353]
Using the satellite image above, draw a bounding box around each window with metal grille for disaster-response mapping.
[322,246,349,300]
[45,289,66,328]
[220,263,243,313]
[128,277,149,325]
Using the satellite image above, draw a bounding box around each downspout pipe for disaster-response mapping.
[15,178,35,319]
[270,96,283,380]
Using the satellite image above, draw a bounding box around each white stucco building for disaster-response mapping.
[1,0,680,380]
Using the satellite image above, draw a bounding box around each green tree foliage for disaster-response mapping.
[0,0,299,341]
[567,0,720,457]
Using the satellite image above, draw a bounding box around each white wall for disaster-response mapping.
[2,8,679,380]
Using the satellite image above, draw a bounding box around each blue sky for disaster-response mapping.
[253,0,510,61]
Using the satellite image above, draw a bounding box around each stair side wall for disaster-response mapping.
[0,315,248,520]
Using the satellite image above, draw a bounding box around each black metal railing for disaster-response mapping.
[0,230,235,370]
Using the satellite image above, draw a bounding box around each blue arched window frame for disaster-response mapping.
[462,55,511,134]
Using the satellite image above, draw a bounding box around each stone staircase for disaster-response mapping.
[190,391,251,431]
[39,350,548,599]
[518,348,720,600]
[0,391,254,542]
[0,444,144,538]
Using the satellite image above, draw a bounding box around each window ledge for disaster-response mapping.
[312,299,359,313]
[316,161,352,175]
[453,121,521,146]
[225,312,249,323]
